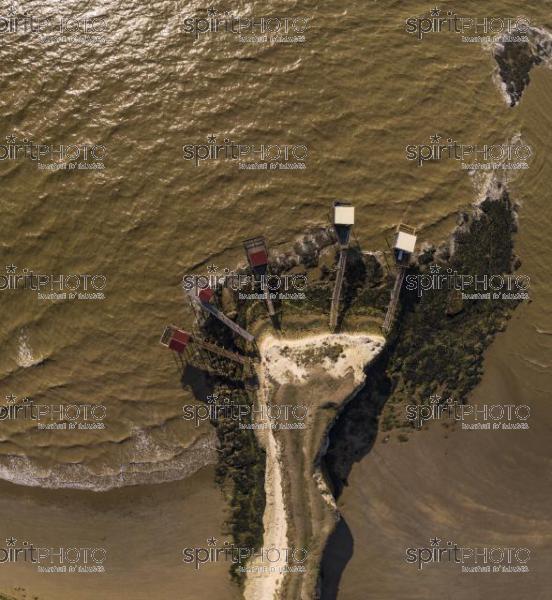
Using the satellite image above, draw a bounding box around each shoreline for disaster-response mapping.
[0,432,217,492]
[243,359,287,600]
[0,465,241,600]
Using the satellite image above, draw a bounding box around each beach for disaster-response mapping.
[244,332,384,599]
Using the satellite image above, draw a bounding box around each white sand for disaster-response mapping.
[244,332,385,600]
[261,333,385,386]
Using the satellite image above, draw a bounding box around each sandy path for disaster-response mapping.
[243,343,288,600]
[244,332,385,600]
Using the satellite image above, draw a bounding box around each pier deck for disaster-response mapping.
[187,292,255,343]
[382,267,406,333]
[330,249,348,331]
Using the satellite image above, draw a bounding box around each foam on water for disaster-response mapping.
[16,329,44,368]
[0,431,217,491]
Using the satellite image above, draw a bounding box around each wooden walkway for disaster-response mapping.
[330,250,348,331]
[192,336,255,366]
[382,268,406,333]
[188,293,255,342]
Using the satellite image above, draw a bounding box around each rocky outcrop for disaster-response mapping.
[494,27,552,106]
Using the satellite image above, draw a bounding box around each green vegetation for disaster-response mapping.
[281,342,345,367]
[383,192,521,432]
[187,192,522,582]
[325,191,523,495]
[184,304,266,585]
[210,386,266,583]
